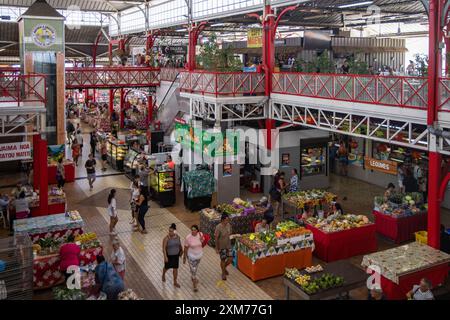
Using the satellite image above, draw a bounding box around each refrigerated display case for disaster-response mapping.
[107,140,128,171]
[150,168,176,207]
[300,144,327,177]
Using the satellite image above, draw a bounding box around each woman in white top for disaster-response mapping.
[111,239,126,279]
[129,179,140,227]
[107,189,118,235]
[183,225,205,292]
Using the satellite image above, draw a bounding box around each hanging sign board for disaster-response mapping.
[364,157,398,175]
[247,28,263,48]
[0,142,32,162]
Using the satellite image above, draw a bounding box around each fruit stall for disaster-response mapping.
[14,211,84,243]
[362,242,450,300]
[283,260,367,300]
[29,188,67,216]
[200,198,265,247]
[282,190,336,219]
[305,214,377,262]
[47,160,76,184]
[236,221,314,281]
[32,232,103,290]
[373,192,427,243]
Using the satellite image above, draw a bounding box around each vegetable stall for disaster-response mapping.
[373,192,427,243]
[236,221,314,281]
[305,214,377,262]
[282,190,336,219]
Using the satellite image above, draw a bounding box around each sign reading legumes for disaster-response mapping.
[364,157,398,175]
[0,142,32,162]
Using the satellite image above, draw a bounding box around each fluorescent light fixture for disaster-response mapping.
[0,49,5,52]
[338,1,373,9]
[211,23,225,27]
[175,28,187,32]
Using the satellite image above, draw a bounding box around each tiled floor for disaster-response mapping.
[2,119,450,300]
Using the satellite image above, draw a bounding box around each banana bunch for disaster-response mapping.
[75,232,97,243]
[295,275,311,286]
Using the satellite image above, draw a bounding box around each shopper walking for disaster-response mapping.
[162,223,183,288]
[85,154,97,191]
[90,131,98,157]
[139,165,150,198]
[136,186,149,234]
[289,168,299,192]
[269,171,282,217]
[111,240,126,280]
[337,141,348,176]
[76,129,84,157]
[56,158,66,190]
[129,178,140,226]
[59,234,81,282]
[215,214,233,281]
[66,120,75,144]
[100,140,108,171]
[183,225,205,292]
[71,139,81,166]
[107,189,118,235]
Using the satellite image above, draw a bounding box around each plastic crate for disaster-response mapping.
[415,231,428,244]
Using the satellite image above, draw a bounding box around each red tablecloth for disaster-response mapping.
[29,227,83,244]
[306,223,378,262]
[33,246,103,290]
[373,210,427,243]
[379,263,449,300]
[48,163,76,184]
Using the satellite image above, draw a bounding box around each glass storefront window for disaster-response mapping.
[300,145,326,177]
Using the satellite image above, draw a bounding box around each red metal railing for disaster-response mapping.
[272,72,429,110]
[65,66,160,89]
[179,70,265,96]
[0,74,46,107]
[438,78,450,111]
[160,68,183,82]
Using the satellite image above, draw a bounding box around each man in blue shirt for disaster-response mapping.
[289,168,299,192]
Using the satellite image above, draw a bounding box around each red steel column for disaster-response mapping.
[445,27,450,76]
[38,137,48,216]
[120,88,125,129]
[187,27,195,71]
[263,5,275,150]
[33,135,40,191]
[147,95,153,127]
[427,0,442,249]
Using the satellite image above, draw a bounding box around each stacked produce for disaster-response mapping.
[305,264,323,273]
[53,287,86,300]
[306,214,371,233]
[285,268,344,295]
[75,232,101,250]
[216,198,256,217]
[374,192,426,218]
[67,210,82,221]
[34,238,62,256]
[283,189,336,209]
[118,289,142,300]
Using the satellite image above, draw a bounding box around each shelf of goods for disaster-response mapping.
[362,242,450,300]
[282,190,336,219]
[283,260,367,300]
[305,214,377,262]
[33,233,103,290]
[236,221,314,281]
[27,188,67,217]
[47,160,76,184]
[107,139,128,171]
[373,192,427,243]
[200,198,265,247]
[182,167,215,211]
[124,130,147,146]
[150,168,175,207]
[124,148,149,179]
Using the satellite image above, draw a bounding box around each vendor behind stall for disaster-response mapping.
[384,183,395,201]
[259,197,274,225]
[14,191,30,220]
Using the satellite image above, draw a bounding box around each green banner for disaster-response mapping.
[174,123,239,157]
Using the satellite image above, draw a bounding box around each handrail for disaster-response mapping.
[0,74,47,108]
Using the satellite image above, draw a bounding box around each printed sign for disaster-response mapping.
[0,142,32,162]
[364,157,398,175]
[247,28,262,48]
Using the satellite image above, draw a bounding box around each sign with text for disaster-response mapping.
[247,28,262,48]
[0,142,32,162]
[364,157,398,175]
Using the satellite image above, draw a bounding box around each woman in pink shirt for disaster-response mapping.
[59,234,81,281]
[183,225,205,292]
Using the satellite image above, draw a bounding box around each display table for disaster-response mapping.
[47,162,76,184]
[238,248,312,282]
[200,209,264,247]
[236,230,314,281]
[14,212,84,243]
[305,223,377,262]
[284,260,367,300]
[373,210,427,243]
[33,246,103,290]
[362,242,450,300]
